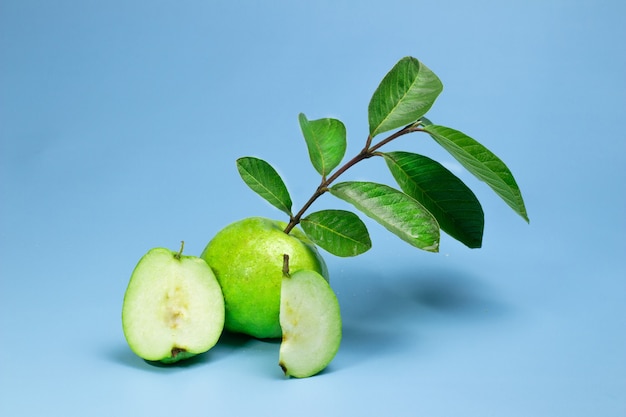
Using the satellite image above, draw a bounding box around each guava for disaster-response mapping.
[279,268,342,378]
[200,217,328,339]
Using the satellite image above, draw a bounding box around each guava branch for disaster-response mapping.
[284,149,372,234]
[283,123,425,234]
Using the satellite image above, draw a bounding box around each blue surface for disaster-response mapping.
[1,1,625,416]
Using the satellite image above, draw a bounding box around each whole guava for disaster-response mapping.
[201,217,328,339]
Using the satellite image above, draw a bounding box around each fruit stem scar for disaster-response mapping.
[282,254,290,278]
[175,241,185,260]
[171,347,186,358]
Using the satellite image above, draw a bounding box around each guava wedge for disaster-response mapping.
[279,268,342,377]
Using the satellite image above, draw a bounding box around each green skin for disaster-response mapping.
[201,217,328,339]
[159,349,197,364]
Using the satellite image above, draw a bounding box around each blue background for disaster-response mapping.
[1,1,624,415]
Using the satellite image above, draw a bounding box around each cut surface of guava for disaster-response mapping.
[279,269,341,378]
[122,247,225,362]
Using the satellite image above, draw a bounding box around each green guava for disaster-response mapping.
[200,217,328,339]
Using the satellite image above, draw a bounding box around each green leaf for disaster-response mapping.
[368,57,443,138]
[236,157,293,216]
[298,113,347,177]
[383,151,484,248]
[423,125,529,222]
[329,181,440,252]
[301,210,372,257]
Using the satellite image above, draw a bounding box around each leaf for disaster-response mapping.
[236,157,292,216]
[298,113,347,177]
[329,181,440,252]
[383,151,484,248]
[301,210,371,257]
[368,57,443,138]
[423,125,529,222]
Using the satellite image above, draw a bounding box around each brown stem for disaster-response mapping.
[174,241,185,259]
[283,149,372,234]
[282,254,290,277]
[369,124,424,153]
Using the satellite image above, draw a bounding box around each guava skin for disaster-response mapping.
[201,217,328,339]
[158,348,196,364]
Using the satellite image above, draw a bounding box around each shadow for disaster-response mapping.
[144,352,214,368]
[336,266,510,324]
[214,330,257,349]
[104,331,268,371]
[104,343,218,372]
[399,268,510,319]
[332,265,512,370]
[336,323,410,370]
[106,344,151,370]
[218,331,282,347]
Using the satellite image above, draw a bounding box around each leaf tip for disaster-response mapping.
[425,241,440,253]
